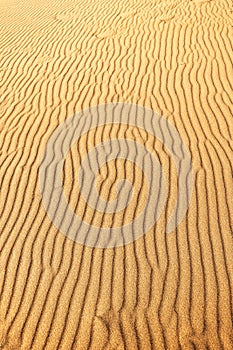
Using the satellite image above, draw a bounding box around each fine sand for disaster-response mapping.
[0,0,233,349]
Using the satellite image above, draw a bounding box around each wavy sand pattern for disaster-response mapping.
[0,0,233,349]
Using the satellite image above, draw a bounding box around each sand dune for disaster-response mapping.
[0,0,233,349]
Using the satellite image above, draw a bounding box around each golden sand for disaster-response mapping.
[0,0,233,349]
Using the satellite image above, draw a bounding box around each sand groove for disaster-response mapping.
[0,0,233,349]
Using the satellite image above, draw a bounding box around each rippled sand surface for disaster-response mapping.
[0,0,233,349]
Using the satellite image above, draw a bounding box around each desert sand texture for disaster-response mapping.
[0,0,233,349]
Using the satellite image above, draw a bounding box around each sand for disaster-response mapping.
[0,0,233,349]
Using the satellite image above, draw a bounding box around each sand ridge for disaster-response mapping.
[0,0,233,349]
